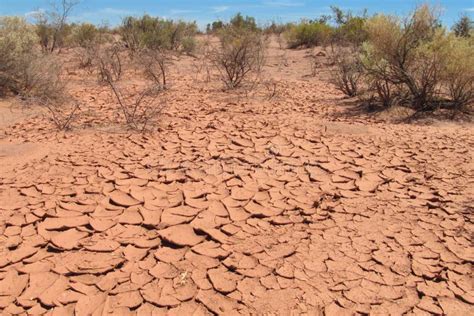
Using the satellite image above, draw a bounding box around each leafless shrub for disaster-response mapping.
[137,49,169,89]
[263,79,279,100]
[76,45,97,71]
[97,45,122,83]
[18,54,66,102]
[106,81,164,131]
[330,47,364,97]
[41,97,81,130]
[191,37,213,83]
[212,28,267,89]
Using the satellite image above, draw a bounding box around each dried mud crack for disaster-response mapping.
[0,63,473,315]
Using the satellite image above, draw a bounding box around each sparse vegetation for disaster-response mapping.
[211,16,267,89]
[360,5,474,110]
[137,49,170,89]
[119,15,197,54]
[33,0,80,53]
[284,20,332,49]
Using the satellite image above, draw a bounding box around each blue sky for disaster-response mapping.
[1,0,473,28]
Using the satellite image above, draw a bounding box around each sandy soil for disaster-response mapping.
[0,39,473,315]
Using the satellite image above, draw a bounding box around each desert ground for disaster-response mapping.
[0,38,473,315]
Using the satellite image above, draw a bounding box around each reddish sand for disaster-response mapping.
[0,39,473,315]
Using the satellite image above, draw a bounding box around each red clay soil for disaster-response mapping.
[0,41,473,315]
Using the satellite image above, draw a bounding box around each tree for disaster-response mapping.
[453,15,473,37]
[34,0,80,53]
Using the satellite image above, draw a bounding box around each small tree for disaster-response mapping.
[212,26,267,89]
[33,0,80,53]
[361,6,445,110]
[452,15,473,38]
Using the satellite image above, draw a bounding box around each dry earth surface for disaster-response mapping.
[1,39,473,315]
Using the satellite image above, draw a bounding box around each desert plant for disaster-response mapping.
[452,15,473,38]
[0,16,38,95]
[361,6,446,110]
[33,0,79,53]
[330,47,364,97]
[97,45,122,83]
[284,21,333,48]
[70,22,99,48]
[119,15,197,54]
[442,35,474,109]
[212,27,267,89]
[330,6,368,47]
[29,96,81,131]
[229,13,259,32]
[0,16,65,101]
[105,81,165,131]
[138,49,169,89]
[18,54,66,101]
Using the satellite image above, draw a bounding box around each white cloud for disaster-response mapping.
[170,9,200,15]
[100,8,136,16]
[465,8,474,12]
[25,9,45,18]
[211,6,230,13]
[263,1,305,7]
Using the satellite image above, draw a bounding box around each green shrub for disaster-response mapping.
[442,35,474,108]
[120,15,197,53]
[0,16,65,100]
[0,17,38,95]
[284,21,333,48]
[360,5,474,110]
[70,23,99,48]
[361,6,443,110]
[229,13,258,32]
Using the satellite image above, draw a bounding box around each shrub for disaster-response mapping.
[97,45,122,83]
[32,0,79,53]
[0,16,36,93]
[361,6,444,110]
[360,5,474,111]
[284,21,333,48]
[330,47,364,97]
[452,15,473,38]
[70,23,99,48]
[442,36,474,109]
[120,15,197,53]
[330,6,368,46]
[212,27,267,89]
[137,49,169,89]
[229,13,259,32]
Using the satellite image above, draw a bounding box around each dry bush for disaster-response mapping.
[137,49,169,89]
[18,55,66,101]
[191,37,213,83]
[97,45,122,83]
[212,27,267,89]
[361,5,474,111]
[106,82,165,131]
[33,0,79,53]
[330,47,364,97]
[26,96,80,131]
[76,45,97,70]
[99,48,166,131]
[362,6,444,110]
